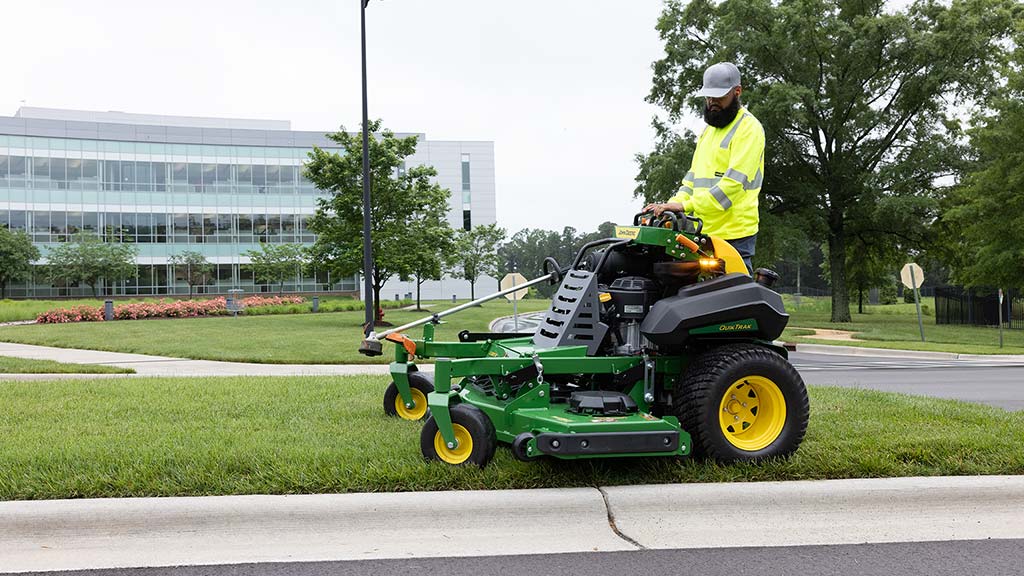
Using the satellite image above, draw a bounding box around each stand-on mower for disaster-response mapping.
[359,211,809,467]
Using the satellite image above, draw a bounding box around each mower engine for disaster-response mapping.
[603,275,660,355]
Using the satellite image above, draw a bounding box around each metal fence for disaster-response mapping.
[934,286,1023,329]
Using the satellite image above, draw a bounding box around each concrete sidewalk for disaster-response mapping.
[0,341,408,377]
[2,475,1023,573]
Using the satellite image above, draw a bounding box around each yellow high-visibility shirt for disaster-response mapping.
[668,107,765,240]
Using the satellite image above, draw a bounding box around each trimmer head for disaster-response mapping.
[358,335,384,357]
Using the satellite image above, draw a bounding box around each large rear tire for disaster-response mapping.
[673,344,809,462]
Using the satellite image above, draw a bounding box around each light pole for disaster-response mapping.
[360,0,374,334]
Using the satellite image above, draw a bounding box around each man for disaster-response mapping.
[644,62,765,272]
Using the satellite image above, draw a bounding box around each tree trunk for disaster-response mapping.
[372,278,383,327]
[189,284,194,299]
[416,274,423,311]
[828,220,852,322]
[470,279,476,300]
[858,286,864,314]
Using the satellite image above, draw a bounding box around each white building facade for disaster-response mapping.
[0,107,495,299]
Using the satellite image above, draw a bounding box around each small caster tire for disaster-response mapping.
[511,432,536,462]
[383,372,434,421]
[421,404,496,468]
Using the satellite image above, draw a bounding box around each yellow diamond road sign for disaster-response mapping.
[501,273,529,301]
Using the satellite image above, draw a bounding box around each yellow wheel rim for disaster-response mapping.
[718,376,786,451]
[433,424,474,464]
[395,388,428,420]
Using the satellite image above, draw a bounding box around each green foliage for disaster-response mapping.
[447,224,506,300]
[498,222,617,298]
[243,243,307,295]
[648,0,1020,322]
[304,119,451,315]
[168,250,214,299]
[45,232,137,297]
[403,194,455,311]
[879,280,898,305]
[945,38,1024,289]
[0,227,40,299]
[633,118,697,205]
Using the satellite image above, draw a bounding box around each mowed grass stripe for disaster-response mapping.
[0,356,134,374]
[1,376,1022,500]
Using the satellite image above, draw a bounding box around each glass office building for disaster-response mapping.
[0,108,495,298]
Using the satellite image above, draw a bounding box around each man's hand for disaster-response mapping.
[642,202,686,216]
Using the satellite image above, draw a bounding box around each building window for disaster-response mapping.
[461,153,470,192]
[463,210,471,231]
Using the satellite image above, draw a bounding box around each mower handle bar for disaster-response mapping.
[633,210,703,235]
[368,271,556,341]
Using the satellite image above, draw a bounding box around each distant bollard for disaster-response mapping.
[104,300,114,321]
[312,296,320,313]
[452,294,457,303]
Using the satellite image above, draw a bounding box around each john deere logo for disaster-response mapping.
[615,226,640,239]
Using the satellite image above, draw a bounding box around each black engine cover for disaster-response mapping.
[640,273,788,347]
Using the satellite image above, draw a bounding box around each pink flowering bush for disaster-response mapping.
[35,305,106,324]
[36,296,306,324]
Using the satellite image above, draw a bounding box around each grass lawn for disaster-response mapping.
[0,357,134,374]
[0,299,553,364]
[0,375,1021,500]
[784,296,1024,355]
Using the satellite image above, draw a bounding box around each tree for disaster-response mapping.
[498,222,619,298]
[945,38,1024,289]
[634,119,698,205]
[46,232,137,297]
[404,210,454,311]
[168,250,213,299]
[448,224,506,300]
[244,243,307,295]
[647,0,1019,321]
[304,119,451,323]
[0,227,40,299]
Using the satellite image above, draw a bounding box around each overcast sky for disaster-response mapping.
[1,0,703,234]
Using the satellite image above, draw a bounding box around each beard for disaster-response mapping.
[703,96,741,128]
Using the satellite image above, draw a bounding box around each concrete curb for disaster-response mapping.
[0,488,628,573]
[2,476,1023,573]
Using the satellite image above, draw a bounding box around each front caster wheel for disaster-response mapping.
[383,372,434,420]
[511,432,537,462]
[420,404,496,468]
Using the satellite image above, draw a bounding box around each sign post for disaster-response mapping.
[900,263,926,342]
[501,272,529,331]
[999,289,1005,348]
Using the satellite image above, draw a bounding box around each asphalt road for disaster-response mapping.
[24,539,1024,576]
[792,351,1024,410]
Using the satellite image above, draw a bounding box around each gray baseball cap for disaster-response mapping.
[695,62,741,98]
